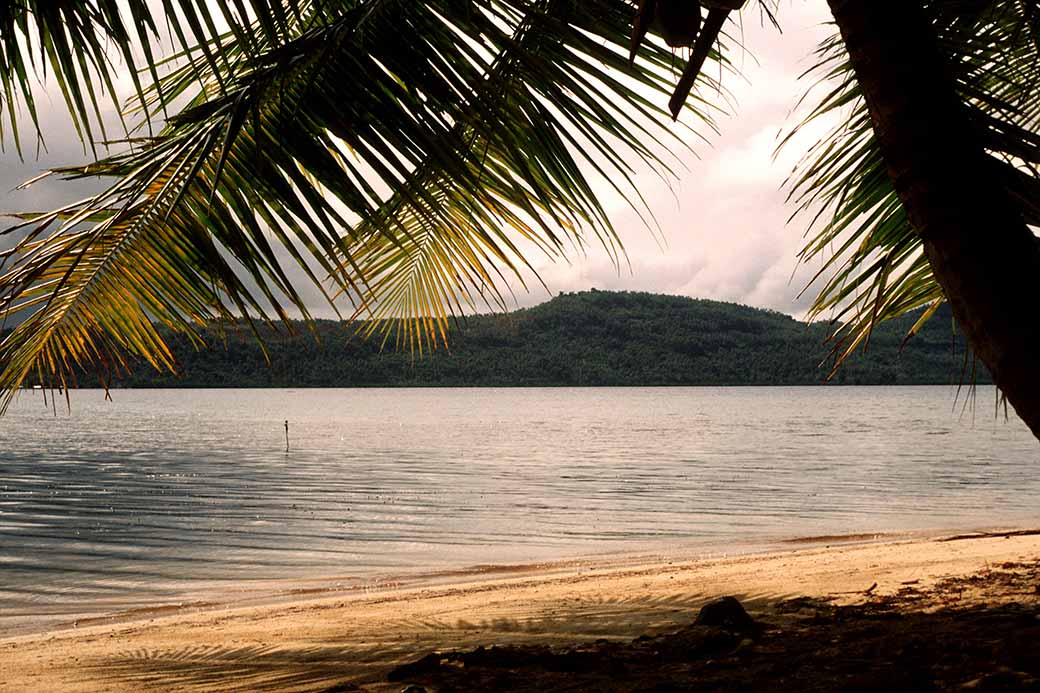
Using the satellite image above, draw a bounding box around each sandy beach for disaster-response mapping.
[1,530,1038,691]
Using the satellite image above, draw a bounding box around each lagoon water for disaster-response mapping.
[2,386,1038,635]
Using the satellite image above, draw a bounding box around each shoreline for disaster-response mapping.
[0,525,992,640]
[3,529,1039,692]
[3,524,1033,641]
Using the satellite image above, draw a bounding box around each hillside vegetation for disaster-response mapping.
[68,291,984,388]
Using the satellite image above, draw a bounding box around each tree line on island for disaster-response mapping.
[48,291,985,389]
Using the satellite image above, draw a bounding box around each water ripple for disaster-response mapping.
[1,385,1038,635]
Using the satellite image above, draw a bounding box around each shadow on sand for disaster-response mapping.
[80,561,1039,692]
[80,589,789,692]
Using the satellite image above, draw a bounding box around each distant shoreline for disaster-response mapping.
[20,382,996,391]
[32,290,986,389]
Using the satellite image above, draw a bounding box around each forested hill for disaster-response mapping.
[59,290,983,388]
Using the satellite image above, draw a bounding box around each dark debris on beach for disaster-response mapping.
[373,559,1040,692]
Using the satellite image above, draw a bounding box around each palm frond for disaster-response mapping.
[0,0,736,405]
[785,0,1040,370]
[0,0,310,156]
[343,1,729,350]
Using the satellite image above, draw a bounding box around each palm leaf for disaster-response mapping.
[785,0,1040,371]
[0,0,738,405]
[0,1,315,156]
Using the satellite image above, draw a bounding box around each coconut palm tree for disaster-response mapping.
[788,0,1040,438]
[1,1,1039,439]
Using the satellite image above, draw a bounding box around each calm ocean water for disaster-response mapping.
[1,386,1038,635]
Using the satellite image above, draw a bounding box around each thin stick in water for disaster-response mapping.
[284,420,290,453]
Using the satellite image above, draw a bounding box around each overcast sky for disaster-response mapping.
[0,1,837,320]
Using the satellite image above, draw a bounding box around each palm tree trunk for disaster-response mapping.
[827,0,1040,440]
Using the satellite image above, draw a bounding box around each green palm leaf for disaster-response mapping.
[0,1,311,155]
[786,0,1040,371]
[0,0,735,405]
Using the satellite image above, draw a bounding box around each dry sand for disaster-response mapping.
[2,530,1038,692]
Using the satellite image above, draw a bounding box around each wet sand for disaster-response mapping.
[2,531,1038,692]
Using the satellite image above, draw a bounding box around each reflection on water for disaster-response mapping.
[1,386,1037,634]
